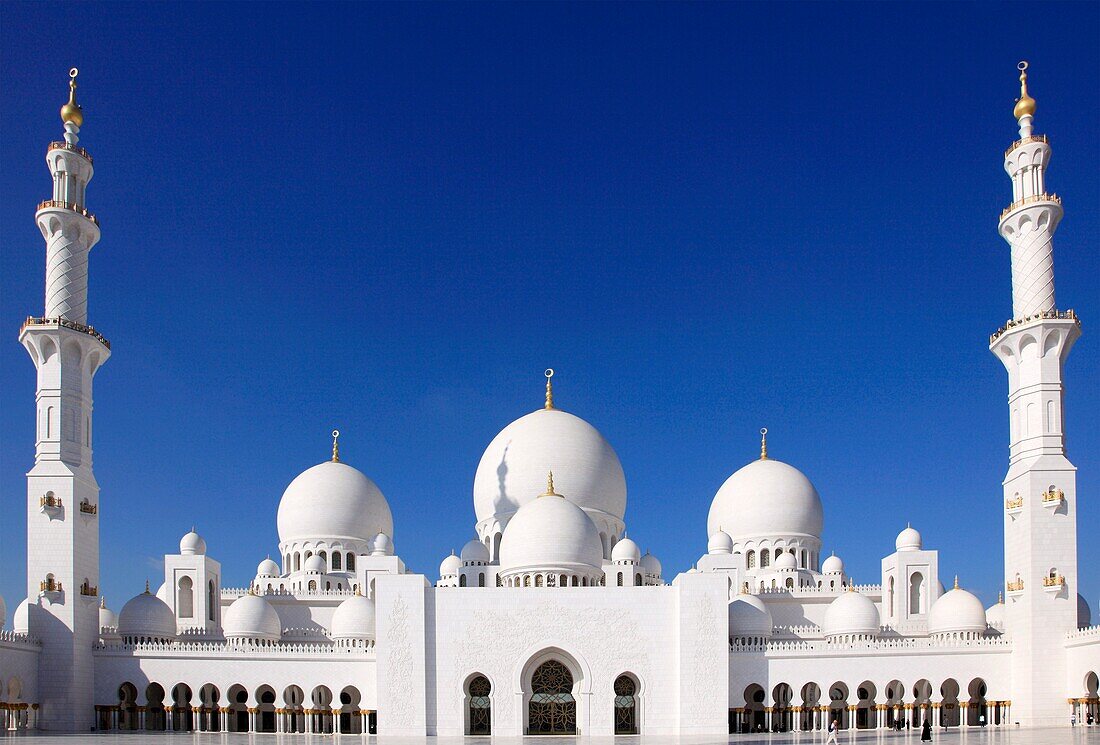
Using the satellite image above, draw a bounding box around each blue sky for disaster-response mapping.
[1,2,1097,618]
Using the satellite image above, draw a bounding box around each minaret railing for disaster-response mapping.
[21,315,110,349]
[36,199,99,226]
[47,140,93,164]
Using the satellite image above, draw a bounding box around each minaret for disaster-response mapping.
[18,68,109,731]
[990,62,1080,728]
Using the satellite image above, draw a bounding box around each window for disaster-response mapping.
[635,573,643,586]
[747,550,756,568]
[479,573,485,587]
[207,580,217,621]
[346,553,355,571]
[177,576,194,618]
[460,575,467,587]
[761,550,770,568]
[614,675,638,734]
[467,676,491,735]
[617,572,624,587]
[331,552,342,571]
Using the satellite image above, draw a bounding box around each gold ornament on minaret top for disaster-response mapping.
[60,68,84,127]
[544,369,555,410]
[1014,61,1036,120]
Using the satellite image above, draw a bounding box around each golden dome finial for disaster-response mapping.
[759,428,768,460]
[1014,61,1036,120]
[331,429,341,462]
[544,368,555,410]
[998,590,1004,604]
[143,580,150,594]
[100,596,106,609]
[60,67,84,127]
[953,575,959,589]
[542,469,561,497]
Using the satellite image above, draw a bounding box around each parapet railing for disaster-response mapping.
[999,193,1061,220]
[990,309,1079,345]
[1004,134,1048,157]
[731,634,1011,654]
[21,316,111,350]
[0,630,41,647]
[95,638,374,655]
[36,199,99,226]
[48,140,93,164]
[1066,625,1100,641]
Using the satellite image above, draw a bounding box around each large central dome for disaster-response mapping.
[277,460,393,545]
[707,457,823,543]
[473,408,626,523]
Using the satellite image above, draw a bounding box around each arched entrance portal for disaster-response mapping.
[467,675,491,735]
[528,660,576,735]
[614,675,638,734]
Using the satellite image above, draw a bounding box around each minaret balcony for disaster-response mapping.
[79,581,99,597]
[79,499,98,516]
[1006,579,1025,596]
[39,578,63,600]
[1042,575,1065,592]
[39,493,63,518]
[36,199,99,227]
[999,192,1061,221]
[1004,133,1048,158]
[989,308,1079,345]
[47,140,93,165]
[21,315,111,350]
[1041,488,1064,509]
[1005,496,1024,514]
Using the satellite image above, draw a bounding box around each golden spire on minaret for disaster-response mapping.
[1014,61,1036,120]
[759,428,769,460]
[544,368,555,410]
[60,68,84,127]
[542,469,562,497]
[331,429,341,462]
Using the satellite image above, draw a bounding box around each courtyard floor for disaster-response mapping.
[2,728,1099,744]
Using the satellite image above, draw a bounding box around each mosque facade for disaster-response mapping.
[1,64,1098,736]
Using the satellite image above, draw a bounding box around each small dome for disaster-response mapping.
[1078,594,1091,629]
[277,461,393,546]
[929,585,987,635]
[821,554,844,574]
[99,600,119,630]
[774,551,797,571]
[370,532,394,557]
[729,593,773,638]
[473,408,627,523]
[460,539,490,564]
[119,591,176,640]
[257,558,281,577]
[331,594,376,640]
[440,552,462,578]
[0,592,5,631]
[896,526,922,551]
[14,599,33,634]
[612,537,641,563]
[641,551,662,577]
[985,598,1004,629]
[708,458,823,544]
[179,529,207,555]
[823,591,880,638]
[223,594,281,641]
[303,555,326,574]
[499,492,604,573]
[708,530,733,555]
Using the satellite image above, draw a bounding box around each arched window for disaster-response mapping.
[635,573,642,586]
[747,550,756,568]
[888,576,895,617]
[529,660,576,734]
[571,575,579,587]
[785,577,794,589]
[523,575,531,588]
[761,550,771,568]
[460,574,467,587]
[319,551,327,570]
[177,576,194,618]
[331,552,342,571]
[207,580,217,621]
[294,553,301,571]
[909,572,925,614]
[479,573,485,587]
[346,553,355,571]
[617,572,624,587]
[308,580,317,592]
[614,675,638,734]
[467,675,492,735]
[535,575,544,587]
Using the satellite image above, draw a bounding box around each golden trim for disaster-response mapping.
[544,368,555,410]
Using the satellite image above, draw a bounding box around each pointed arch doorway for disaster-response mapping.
[528,659,576,734]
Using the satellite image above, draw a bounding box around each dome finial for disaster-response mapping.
[1014,61,1036,121]
[143,580,150,594]
[60,67,84,127]
[100,596,106,609]
[998,590,1004,604]
[542,469,561,497]
[544,368,555,410]
[759,428,768,460]
[331,429,341,462]
[954,575,959,589]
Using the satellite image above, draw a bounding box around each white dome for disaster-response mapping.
[460,539,490,564]
[155,582,169,602]
[611,537,641,563]
[222,594,281,641]
[896,525,922,551]
[179,529,207,555]
[708,458,823,543]
[303,555,326,574]
[985,598,1004,629]
[708,530,733,555]
[277,460,393,545]
[119,591,176,640]
[774,551,798,570]
[729,593,773,637]
[257,558,281,577]
[821,554,844,574]
[929,585,987,635]
[331,594,376,640]
[370,532,394,557]
[823,591,880,638]
[440,552,462,578]
[0,592,5,631]
[473,408,626,523]
[499,493,604,573]
[99,600,119,630]
[641,552,662,577]
[14,599,33,634]
[1079,594,1092,629]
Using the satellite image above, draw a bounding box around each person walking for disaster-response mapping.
[921,718,933,741]
[826,718,839,745]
